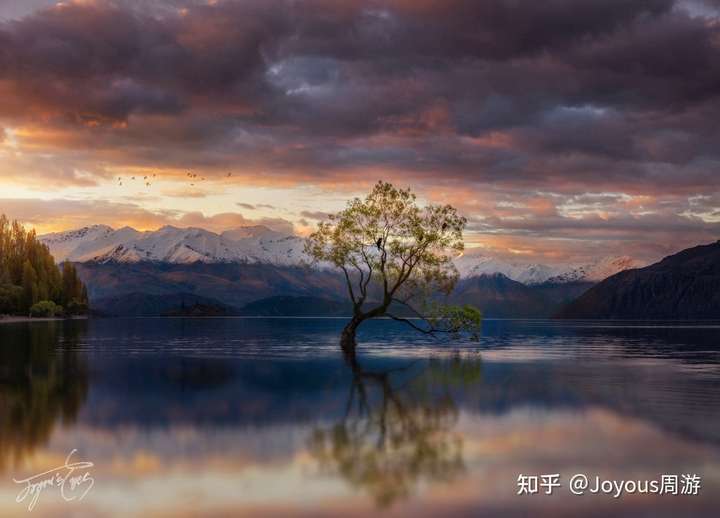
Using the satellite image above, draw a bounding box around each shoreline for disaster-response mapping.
[0,315,89,325]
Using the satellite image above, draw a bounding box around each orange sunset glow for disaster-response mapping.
[2,4,720,518]
[0,0,717,263]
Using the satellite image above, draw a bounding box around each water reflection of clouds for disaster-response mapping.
[1,409,718,517]
[2,319,720,516]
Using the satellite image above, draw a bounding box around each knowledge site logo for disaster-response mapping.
[517,473,701,498]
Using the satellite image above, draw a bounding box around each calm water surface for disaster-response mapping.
[0,318,719,517]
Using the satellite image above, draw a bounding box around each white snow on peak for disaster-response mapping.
[39,225,116,262]
[40,225,642,284]
[545,255,642,283]
[221,226,285,240]
[40,225,308,266]
[454,249,643,284]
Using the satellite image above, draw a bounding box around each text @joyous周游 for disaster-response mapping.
[517,473,701,498]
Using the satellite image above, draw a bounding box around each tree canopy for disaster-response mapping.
[0,215,88,316]
[305,181,480,348]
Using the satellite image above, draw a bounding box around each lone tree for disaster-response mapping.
[305,181,481,355]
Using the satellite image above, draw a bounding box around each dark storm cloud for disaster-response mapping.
[0,0,694,124]
[0,0,285,122]
[0,0,718,254]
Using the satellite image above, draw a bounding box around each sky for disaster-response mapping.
[0,0,719,264]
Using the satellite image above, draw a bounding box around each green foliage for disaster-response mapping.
[66,298,88,316]
[425,303,483,340]
[305,181,481,340]
[0,214,89,316]
[22,260,39,310]
[61,262,87,309]
[0,284,23,313]
[29,300,63,318]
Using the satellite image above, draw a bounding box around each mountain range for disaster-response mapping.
[558,241,720,319]
[454,251,642,284]
[32,225,720,319]
[450,274,594,319]
[37,224,651,317]
[40,224,639,283]
[40,224,307,265]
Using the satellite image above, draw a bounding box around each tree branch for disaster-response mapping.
[389,239,432,297]
[340,265,358,307]
[385,313,436,335]
[391,297,432,323]
[349,257,365,301]
[359,246,374,302]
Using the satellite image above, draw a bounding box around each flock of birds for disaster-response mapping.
[116,171,233,188]
[117,173,156,187]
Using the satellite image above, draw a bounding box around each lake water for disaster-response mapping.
[0,318,719,517]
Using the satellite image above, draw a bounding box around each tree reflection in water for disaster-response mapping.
[309,350,483,507]
[0,321,88,471]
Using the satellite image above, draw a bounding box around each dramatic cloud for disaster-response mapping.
[299,210,330,220]
[0,198,295,235]
[0,0,718,262]
[176,211,295,234]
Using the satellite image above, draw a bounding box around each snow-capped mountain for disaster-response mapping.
[220,226,284,241]
[40,225,643,284]
[40,225,308,266]
[454,254,563,285]
[40,224,118,264]
[455,250,644,284]
[544,256,641,283]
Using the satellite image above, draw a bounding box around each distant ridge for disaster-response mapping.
[454,250,643,284]
[40,225,654,318]
[76,261,348,312]
[41,225,641,284]
[557,241,720,319]
[450,273,593,318]
[92,292,238,317]
[238,296,353,317]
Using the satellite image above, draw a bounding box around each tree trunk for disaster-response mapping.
[340,315,363,359]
